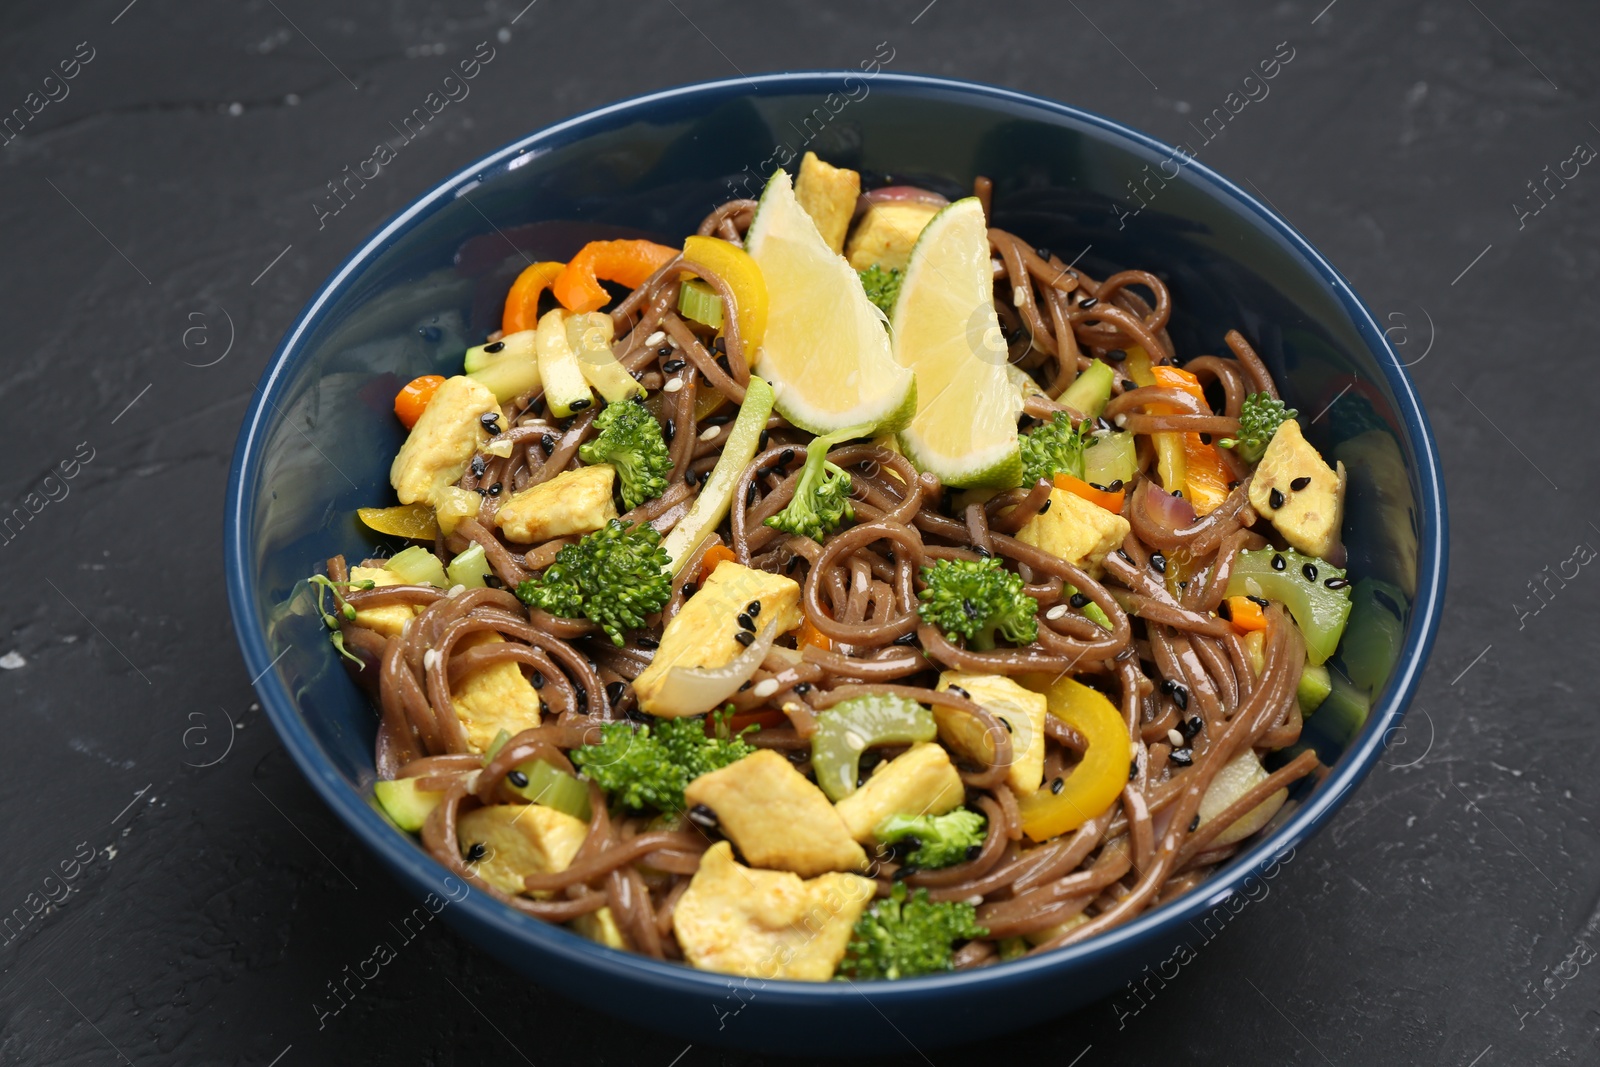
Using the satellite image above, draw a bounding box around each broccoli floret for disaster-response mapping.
[765,425,862,542]
[916,557,1038,650]
[875,808,987,869]
[570,708,755,812]
[858,265,902,318]
[578,398,673,510]
[1017,412,1087,487]
[515,519,671,645]
[837,883,987,980]
[1219,392,1297,464]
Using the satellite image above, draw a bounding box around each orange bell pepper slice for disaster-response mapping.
[1052,472,1125,514]
[553,240,679,314]
[393,374,444,429]
[1150,364,1232,516]
[1225,595,1268,633]
[696,544,737,584]
[502,260,566,335]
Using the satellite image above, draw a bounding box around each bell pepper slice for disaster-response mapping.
[1014,674,1129,842]
[681,234,769,355]
[502,260,566,335]
[1224,594,1268,633]
[1052,471,1125,514]
[1150,365,1232,515]
[393,374,444,429]
[554,240,679,314]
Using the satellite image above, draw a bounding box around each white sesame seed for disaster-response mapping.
[752,678,780,699]
[447,584,466,597]
[644,330,666,346]
[965,895,983,907]
[1114,413,1128,427]
[1012,286,1026,306]
[698,424,721,441]
[1167,728,1185,748]
[1130,740,1141,759]
[1045,604,1068,621]
[663,378,684,393]
[423,649,440,671]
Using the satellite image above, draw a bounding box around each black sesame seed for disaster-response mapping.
[488,482,503,496]
[540,433,556,452]
[1150,553,1167,574]
[1000,717,1013,733]
[1271,553,1286,571]
[1227,480,1241,491]
[745,482,758,508]
[662,358,686,373]
[738,680,751,691]
[1090,482,1111,492]
[575,686,587,711]
[1129,758,1140,781]
[482,574,504,590]
[966,844,983,861]
[894,631,919,646]
[1290,476,1311,491]
[480,413,502,432]
[687,804,719,829]
[1006,327,1028,347]
[746,600,761,617]
[473,485,489,497]
[1172,489,1183,498]
[507,770,528,788]
[484,340,506,354]
[1051,776,1065,795]
[1180,715,1204,740]
[1079,297,1098,309]
[1302,562,1319,582]
[1038,499,1052,514]
[1160,678,1178,694]
[684,470,698,487]
[662,420,676,444]
[569,398,592,412]
[1116,548,1133,563]
[1269,488,1285,509]
[657,345,672,357]
[1199,432,1212,445]
[680,582,696,598]
[1246,595,1270,608]
[794,682,812,695]
[716,355,732,375]
[465,842,487,862]
[1217,599,1232,621]
[778,448,796,467]
[712,336,727,354]
[948,685,971,699]
[1035,246,1053,260]
[636,636,659,650]
[737,613,756,632]
[1121,379,1137,391]
[1106,348,1127,362]
[1107,479,1125,492]
[531,671,544,689]
[1171,685,1189,711]
[1069,592,1090,609]
[976,547,994,559]
[1188,814,1201,832]
[1171,748,1194,767]
[1374,589,1403,616]
[734,630,755,647]
[471,455,486,477]
[758,429,770,450]
[605,681,626,705]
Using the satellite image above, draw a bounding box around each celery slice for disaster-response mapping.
[1057,360,1115,419]
[446,543,492,589]
[661,375,776,574]
[386,545,448,587]
[1083,430,1137,487]
[676,279,725,330]
[508,760,592,821]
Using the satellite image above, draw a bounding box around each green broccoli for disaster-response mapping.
[1219,392,1297,464]
[916,557,1038,650]
[837,883,987,980]
[1017,412,1087,488]
[858,265,902,318]
[875,808,987,869]
[570,708,755,812]
[515,519,671,645]
[764,424,865,542]
[578,398,674,510]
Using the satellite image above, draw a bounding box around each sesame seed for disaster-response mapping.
[1069,592,1090,609]
[1150,553,1166,574]
[662,358,686,373]
[636,636,659,650]
[1269,488,1285,509]
[480,412,502,433]
[1324,577,1350,590]
[752,678,779,699]
[541,433,556,452]
[1290,476,1311,491]
[1106,348,1126,361]
[745,482,758,507]
[746,600,761,617]
[645,330,666,346]
[569,398,591,412]
[1050,776,1065,794]
[1080,297,1098,309]
[734,630,755,647]
[1167,728,1185,747]
[446,584,466,597]
[1171,686,1189,711]
[1246,595,1270,608]
[948,685,970,699]
[1171,748,1194,767]
[1115,414,1128,427]
[531,671,544,689]
[1217,600,1232,621]
[663,378,684,393]
[684,470,698,486]
[465,842,486,862]
[1129,758,1139,781]
[736,613,756,632]
[423,649,440,671]
[1188,814,1200,831]
[1272,553,1286,570]
[778,448,796,467]
[1180,716,1203,739]
[758,429,770,450]
[1039,499,1051,514]
[483,340,506,353]
[1302,562,1319,582]
[1120,379,1136,392]
[1012,287,1026,306]
[507,770,528,787]
[1045,604,1068,620]
[657,345,672,357]
[698,424,721,441]
[1129,740,1141,759]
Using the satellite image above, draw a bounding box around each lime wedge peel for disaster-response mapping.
[744,170,916,437]
[890,197,1022,489]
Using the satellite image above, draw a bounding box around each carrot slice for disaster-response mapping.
[1052,472,1125,514]
[554,240,679,313]
[502,261,566,335]
[393,374,445,429]
[1225,595,1268,633]
[696,544,737,584]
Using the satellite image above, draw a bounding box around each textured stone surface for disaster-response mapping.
[0,1,1593,1063]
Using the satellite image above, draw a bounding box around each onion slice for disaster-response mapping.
[854,186,951,220]
[1143,483,1198,529]
[646,619,779,718]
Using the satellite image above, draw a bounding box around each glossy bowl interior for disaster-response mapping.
[225,72,1446,1054]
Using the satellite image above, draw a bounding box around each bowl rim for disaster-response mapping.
[225,70,1448,1005]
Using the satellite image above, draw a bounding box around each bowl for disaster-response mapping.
[225,71,1447,1054]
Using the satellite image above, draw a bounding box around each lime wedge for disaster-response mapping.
[744,170,915,436]
[891,198,1021,488]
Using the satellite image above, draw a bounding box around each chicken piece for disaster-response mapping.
[1015,487,1131,577]
[935,672,1048,796]
[845,202,941,272]
[390,375,499,506]
[794,151,861,254]
[833,743,965,843]
[494,463,617,544]
[456,804,588,898]
[632,561,802,716]
[673,842,875,980]
[684,750,866,876]
[1249,418,1346,560]
[347,565,416,637]
[450,630,542,754]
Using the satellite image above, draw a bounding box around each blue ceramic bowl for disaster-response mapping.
[225,72,1446,1054]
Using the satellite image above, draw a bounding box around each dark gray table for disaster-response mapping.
[1,1,1591,1063]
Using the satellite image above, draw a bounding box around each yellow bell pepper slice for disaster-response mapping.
[681,235,768,356]
[1014,673,1129,842]
[1126,345,1186,496]
[357,503,439,540]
